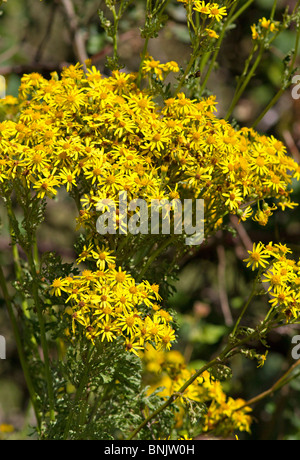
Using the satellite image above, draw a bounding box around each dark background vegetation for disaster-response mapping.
[0,0,300,439]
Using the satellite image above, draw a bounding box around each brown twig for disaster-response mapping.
[217,244,233,327]
[34,0,59,63]
[237,359,300,411]
[59,0,88,68]
[282,129,300,163]
[230,215,253,254]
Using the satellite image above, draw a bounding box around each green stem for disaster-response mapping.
[26,249,56,423]
[63,343,95,439]
[128,323,267,440]
[111,2,121,63]
[128,356,220,440]
[137,235,175,282]
[9,232,32,320]
[199,0,241,94]
[231,272,261,337]
[0,265,41,430]
[225,44,265,120]
[175,51,199,95]
[88,382,111,426]
[200,0,255,95]
[252,19,300,128]
[137,36,150,88]
[237,359,300,411]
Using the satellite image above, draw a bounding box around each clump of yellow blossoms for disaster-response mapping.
[51,263,176,353]
[251,17,279,41]
[1,0,300,441]
[178,1,227,23]
[244,242,300,321]
[0,62,299,354]
[1,62,297,229]
[142,345,252,435]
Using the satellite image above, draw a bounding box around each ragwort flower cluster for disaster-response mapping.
[51,262,176,354]
[1,63,298,230]
[244,242,300,321]
[0,62,299,354]
[178,0,228,23]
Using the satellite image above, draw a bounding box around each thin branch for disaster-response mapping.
[217,244,233,327]
[0,265,41,429]
[205,359,300,437]
[59,0,88,68]
[0,44,19,63]
[230,215,253,253]
[237,359,300,411]
[34,0,59,63]
[282,129,300,163]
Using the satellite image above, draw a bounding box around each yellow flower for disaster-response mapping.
[158,325,177,350]
[205,28,219,39]
[257,351,268,368]
[59,167,77,191]
[237,206,253,222]
[243,242,271,271]
[31,170,61,199]
[222,188,243,211]
[91,246,116,271]
[268,285,294,308]
[50,278,69,296]
[251,25,259,40]
[0,424,14,433]
[193,1,210,15]
[98,319,119,342]
[260,17,277,32]
[124,337,144,356]
[194,2,227,22]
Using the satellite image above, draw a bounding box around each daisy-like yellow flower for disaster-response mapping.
[194,2,227,22]
[91,246,116,271]
[31,170,61,199]
[50,277,69,296]
[262,269,285,292]
[159,325,177,351]
[193,1,210,14]
[243,242,271,271]
[268,285,294,307]
[142,57,164,81]
[142,129,170,152]
[222,188,243,211]
[207,3,227,22]
[237,206,253,222]
[124,337,144,356]
[98,319,119,342]
[116,310,140,337]
[59,167,77,191]
[161,60,180,73]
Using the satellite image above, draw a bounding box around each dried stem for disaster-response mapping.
[60,0,88,68]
